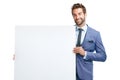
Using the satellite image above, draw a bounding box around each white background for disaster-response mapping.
[0,0,120,80]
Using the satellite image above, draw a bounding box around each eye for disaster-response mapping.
[72,14,77,17]
[78,12,82,15]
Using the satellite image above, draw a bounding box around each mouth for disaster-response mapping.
[76,19,81,23]
[76,18,82,21]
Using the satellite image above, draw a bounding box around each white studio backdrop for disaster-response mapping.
[0,0,120,80]
[15,26,75,80]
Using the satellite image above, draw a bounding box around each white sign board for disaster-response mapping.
[15,26,75,80]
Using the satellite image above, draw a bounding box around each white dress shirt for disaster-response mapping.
[75,24,88,59]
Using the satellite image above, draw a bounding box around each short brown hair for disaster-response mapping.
[71,3,86,14]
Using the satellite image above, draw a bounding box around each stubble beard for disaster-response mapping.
[75,18,85,27]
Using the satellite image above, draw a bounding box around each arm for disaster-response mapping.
[85,32,107,62]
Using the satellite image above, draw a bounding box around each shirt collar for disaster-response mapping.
[76,24,87,32]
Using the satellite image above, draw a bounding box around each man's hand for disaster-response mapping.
[73,47,85,56]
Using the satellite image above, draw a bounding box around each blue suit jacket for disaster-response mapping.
[76,25,107,80]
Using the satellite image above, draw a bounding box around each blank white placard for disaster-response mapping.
[15,26,75,80]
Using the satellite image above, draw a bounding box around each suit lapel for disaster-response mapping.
[82,26,90,46]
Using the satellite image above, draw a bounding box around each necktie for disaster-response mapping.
[76,28,83,47]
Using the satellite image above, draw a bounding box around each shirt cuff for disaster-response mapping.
[83,51,87,59]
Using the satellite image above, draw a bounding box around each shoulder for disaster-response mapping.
[87,25,101,38]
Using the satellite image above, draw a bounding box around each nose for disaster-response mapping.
[76,15,79,19]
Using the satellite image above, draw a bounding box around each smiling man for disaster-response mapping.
[72,3,107,80]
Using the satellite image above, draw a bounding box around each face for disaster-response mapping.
[72,8,86,27]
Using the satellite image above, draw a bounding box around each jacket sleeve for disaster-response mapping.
[85,32,107,62]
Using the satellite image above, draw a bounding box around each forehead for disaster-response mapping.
[72,8,83,14]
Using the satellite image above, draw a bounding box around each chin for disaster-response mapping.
[76,23,82,26]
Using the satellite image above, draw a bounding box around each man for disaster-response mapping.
[72,3,107,80]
